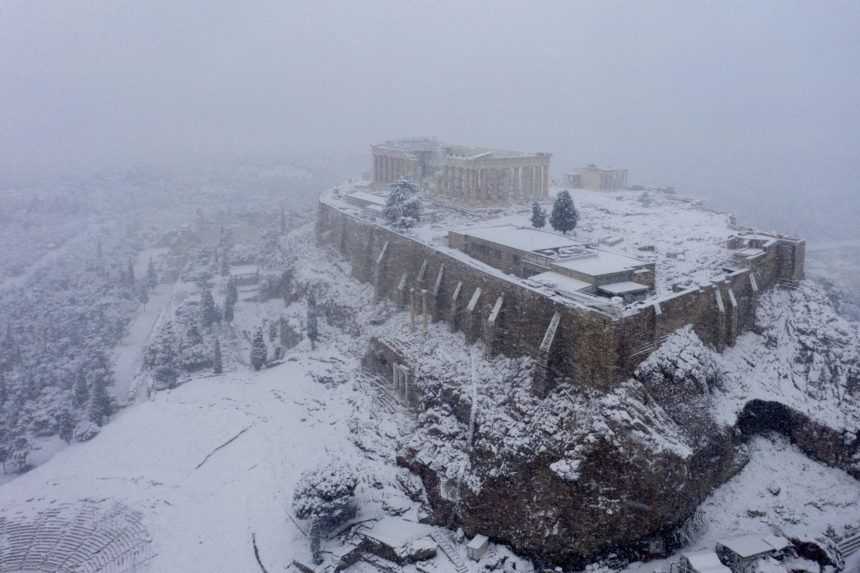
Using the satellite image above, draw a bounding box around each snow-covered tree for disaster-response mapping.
[550,190,578,235]
[146,258,158,289]
[126,258,136,286]
[307,293,319,350]
[89,370,113,426]
[530,201,547,229]
[73,370,89,407]
[224,278,238,323]
[383,180,421,228]
[200,288,219,327]
[213,338,223,374]
[57,409,75,443]
[292,461,359,564]
[250,328,267,371]
[220,253,230,277]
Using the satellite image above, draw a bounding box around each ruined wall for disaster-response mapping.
[318,196,804,388]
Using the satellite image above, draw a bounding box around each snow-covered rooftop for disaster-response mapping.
[683,550,732,573]
[717,535,790,558]
[553,248,649,277]
[454,224,579,254]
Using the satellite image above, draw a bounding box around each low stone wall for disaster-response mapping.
[318,196,805,387]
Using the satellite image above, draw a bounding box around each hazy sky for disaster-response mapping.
[2,1,859,206]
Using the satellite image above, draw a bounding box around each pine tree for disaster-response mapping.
[57,409,75,443]
[139,285,149,307]
[531,201,547,228]
[550,190,579,235]
[250,328,267,371]
[306,293,319,350]
[200,288,219,327]
[127,258,136,286]
[383,180,421,228]
[146,258,158,289]
[213,338,223,374]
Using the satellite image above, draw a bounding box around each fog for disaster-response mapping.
[2,1,860,237]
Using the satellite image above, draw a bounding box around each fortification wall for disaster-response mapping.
[318,200,620,391]
[318,196,805,389]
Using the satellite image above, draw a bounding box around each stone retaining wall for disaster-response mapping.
[318,197,805,388]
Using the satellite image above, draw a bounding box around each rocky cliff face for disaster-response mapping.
[391,282,860,566]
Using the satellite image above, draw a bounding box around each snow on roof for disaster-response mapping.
[683,550,733,573]
[467,534,489,549]
[528,271,592,294]
[458,225,579,253]
[348,191,387,206]
[362,518,433,548]
[718,535,790,558]
[553,249,647,277]
[598,281,650,295]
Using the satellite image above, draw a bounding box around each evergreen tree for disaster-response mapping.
[220,253,230,277]
[146,258,158,289]
[127,258,136,286]
[89,374,113,426]
[73,370,89,407]
[223,296,234,323]
[224,278,238,323]
[200,288,219,327]
[57,409,75,443]
[306,293,319,350]
[213,338,223,374]
[383,180,421,228]
[550,191,579,235]
[530,201,547,228]
[139,285,149,307]
[250,328,267,371]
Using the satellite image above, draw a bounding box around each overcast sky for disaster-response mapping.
[2,1,859,211]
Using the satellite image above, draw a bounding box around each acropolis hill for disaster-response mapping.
[317,138,806,393]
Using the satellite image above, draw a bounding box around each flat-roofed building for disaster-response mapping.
[566,164,629,191]
[448,224,654,301]
[371,137,551,206]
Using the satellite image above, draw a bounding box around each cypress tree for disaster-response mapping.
[213,338,223,374]
[250,328,267,371]
[58,409,75,443]
[89,374,113,426]
[73,370,89,407]
[200,288,219,327]
[550,190,579,235]
[306,293,319,350]
[146,258,158,288]
[530,201,547,229]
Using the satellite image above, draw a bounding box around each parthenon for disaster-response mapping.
[371,137,551,206]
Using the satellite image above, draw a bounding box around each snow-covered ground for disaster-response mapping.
[2,221,858,573]
[624,435,860,573]
[0,355,413,571]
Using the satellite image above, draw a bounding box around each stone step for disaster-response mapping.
[430,532,469,573]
